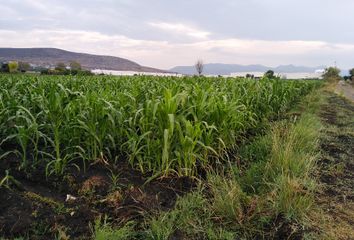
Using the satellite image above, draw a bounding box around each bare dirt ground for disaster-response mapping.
[315,91,354,239]
[336,81,354,102]
[0,160,195,239]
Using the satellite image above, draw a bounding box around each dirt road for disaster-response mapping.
[336,81,354,102]
[316,91,354,239]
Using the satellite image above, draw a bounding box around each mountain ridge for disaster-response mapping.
[170,63,326,75]
[0,48,166,72]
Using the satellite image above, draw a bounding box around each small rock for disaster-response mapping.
[66,194,77,202]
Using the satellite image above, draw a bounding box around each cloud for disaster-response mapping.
[23,0,48,11]
[190,39,353,55]
[1,29,354,69]
[2,0,354,70]
[148,22,211,39]
[0,6,19,19]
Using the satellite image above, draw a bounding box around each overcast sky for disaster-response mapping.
[1,0,354,70]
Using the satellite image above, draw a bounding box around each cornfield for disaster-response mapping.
[0,75,320,176]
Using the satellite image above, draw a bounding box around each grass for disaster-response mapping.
[24,191,66,214]
[93,217,135,240]
[0,170,21,189]
[145,190,236,240]
[208,174,250,225]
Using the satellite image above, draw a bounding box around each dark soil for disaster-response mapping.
[0,157,196,239]
[315,93,354,239]
[318,94,354,197]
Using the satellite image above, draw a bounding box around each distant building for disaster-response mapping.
[231,71,323,79]
[230,72,264,78]
[92,69,183,77]
[280,72,323,79]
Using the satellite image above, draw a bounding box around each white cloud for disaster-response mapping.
[1,29,354,69]
[148,22,211,39]
[190,39,352,55]
[0,6,19,19]
[23,0,48,11]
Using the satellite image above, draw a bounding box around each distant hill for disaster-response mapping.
[0,48,166,72]
[170,63,326,75]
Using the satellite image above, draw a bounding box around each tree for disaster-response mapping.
[264,70,275,79]
[8,61,18,73]
[347,68,354,84]
[246,73,254,79]
[55,62,66,72]
[40,69,49,75]
[0,62,9,73]
[195,59,204,76]
[69,61,82,71]
[18,61,31,72]
[322,67,341,81]
[349,68,354,79]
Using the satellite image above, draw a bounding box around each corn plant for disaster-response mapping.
[0,74,321,177]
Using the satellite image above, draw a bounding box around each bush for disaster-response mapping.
[322,67,341,82]
[8,61,19,73]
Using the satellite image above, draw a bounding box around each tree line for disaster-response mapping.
[0,60,92,76]
[323,66,354,83]
[195,60,354,82]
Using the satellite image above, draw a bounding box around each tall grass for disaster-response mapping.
[0,74,320,176]
[148,98,323,239]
